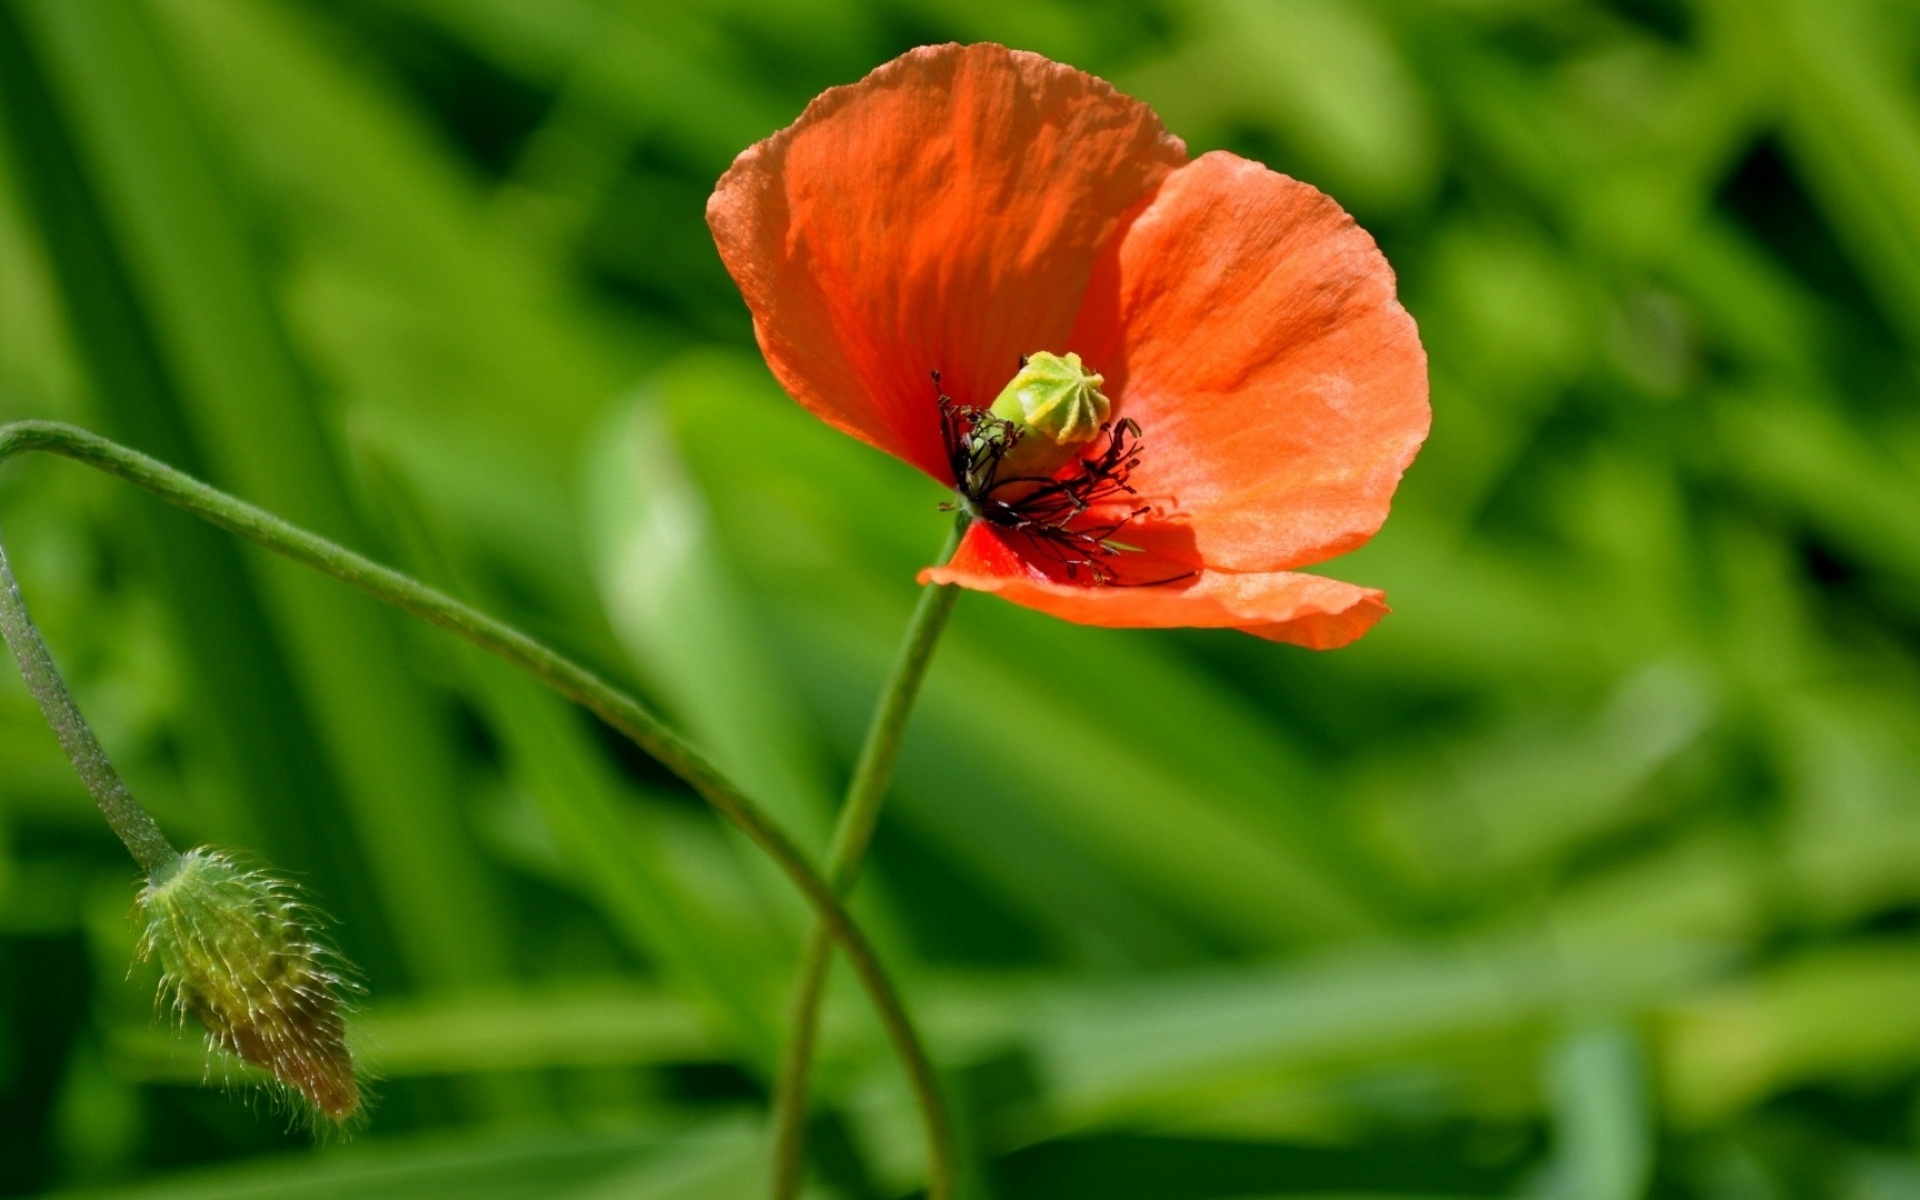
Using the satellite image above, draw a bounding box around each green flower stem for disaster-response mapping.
[0,526,177,876]
[0,420,954,1200]
[770,515,969,1200]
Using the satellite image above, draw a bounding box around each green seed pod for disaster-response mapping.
[987,351,1111,480]
[137,848,360,1122]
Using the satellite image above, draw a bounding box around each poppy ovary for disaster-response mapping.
[985,351,1110,482]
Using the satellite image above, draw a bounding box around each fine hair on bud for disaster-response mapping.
[136,847,361,1123]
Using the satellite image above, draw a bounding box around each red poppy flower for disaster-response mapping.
[708,43,1428,648]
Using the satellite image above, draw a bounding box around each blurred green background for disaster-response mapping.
[2,0,1918,1196]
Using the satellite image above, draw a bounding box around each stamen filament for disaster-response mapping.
[937,367,1163,584]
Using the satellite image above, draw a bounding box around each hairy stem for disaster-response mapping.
[0,420,954,1199]
[0,526,177,875]
[771,516,969,1200]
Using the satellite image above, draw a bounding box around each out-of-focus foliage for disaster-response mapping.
[2,0,1919,1195]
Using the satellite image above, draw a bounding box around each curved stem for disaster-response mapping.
[0,420,954,1199]
[0,529,178,876]
[770,516,969,1200]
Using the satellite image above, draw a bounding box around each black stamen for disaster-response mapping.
[935,378,1178,587]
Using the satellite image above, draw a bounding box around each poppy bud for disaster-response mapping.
[137,848,360,1122]
[987,351,1110,480]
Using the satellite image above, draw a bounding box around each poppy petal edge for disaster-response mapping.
[709,43,1188,481]
[922,523,1389,648]
[1068,150,1430,573]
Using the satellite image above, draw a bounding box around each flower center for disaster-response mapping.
[934,355,1153,585]
[987,350,1109,477]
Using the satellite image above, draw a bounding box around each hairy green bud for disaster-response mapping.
[986,351,1111,480]
[137,848,360,1121]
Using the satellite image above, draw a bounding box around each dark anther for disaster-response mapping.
[935,377,1174,587]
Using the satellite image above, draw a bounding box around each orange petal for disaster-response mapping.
[923,523,1388,648]
[709,43,1186,481]
[1069,151,1429,572]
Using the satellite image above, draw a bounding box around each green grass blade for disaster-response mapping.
[14,0,515,1003]
[354,440,783,1065]
[0,0,401,974]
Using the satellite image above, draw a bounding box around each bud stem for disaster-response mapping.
[770,512,970,1200]
[0,527,177,876]
[0,420,953,1199]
